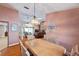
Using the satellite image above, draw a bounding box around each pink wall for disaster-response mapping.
[45,8,79,51]
[0,5,20,45]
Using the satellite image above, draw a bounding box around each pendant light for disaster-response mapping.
[31,3,40,25]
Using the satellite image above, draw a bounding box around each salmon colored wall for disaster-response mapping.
[0,5,20,45]
[45,8,79,51]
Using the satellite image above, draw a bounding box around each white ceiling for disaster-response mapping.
[0,3,79,21]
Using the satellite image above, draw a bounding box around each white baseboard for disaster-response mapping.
[9,42,19,47]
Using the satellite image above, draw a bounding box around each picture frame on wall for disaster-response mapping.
[48,22,56,30]
[11,24,17,32]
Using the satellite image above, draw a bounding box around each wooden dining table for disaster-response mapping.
[23,39,66,56]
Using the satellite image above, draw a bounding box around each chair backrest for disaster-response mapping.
[19,40,30,56]
[70,44,79,56]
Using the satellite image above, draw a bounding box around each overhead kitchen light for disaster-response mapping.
[31,3,40,25]
[31,16,40,25]
[24,3,40,25]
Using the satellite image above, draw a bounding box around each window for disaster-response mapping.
[24,27,34,35]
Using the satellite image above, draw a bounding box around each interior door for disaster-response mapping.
[0,22,8,51]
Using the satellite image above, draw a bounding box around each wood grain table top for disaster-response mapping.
[24,39,66,56]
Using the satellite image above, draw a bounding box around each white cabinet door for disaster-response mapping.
[0,37,8,51]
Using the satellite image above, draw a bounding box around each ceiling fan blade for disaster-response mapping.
[24,6,29,9]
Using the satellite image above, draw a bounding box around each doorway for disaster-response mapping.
[0,21,9,51]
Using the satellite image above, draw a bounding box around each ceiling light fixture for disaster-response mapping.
[31,3,40,25]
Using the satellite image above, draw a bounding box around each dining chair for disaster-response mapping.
[19,40,30,56]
